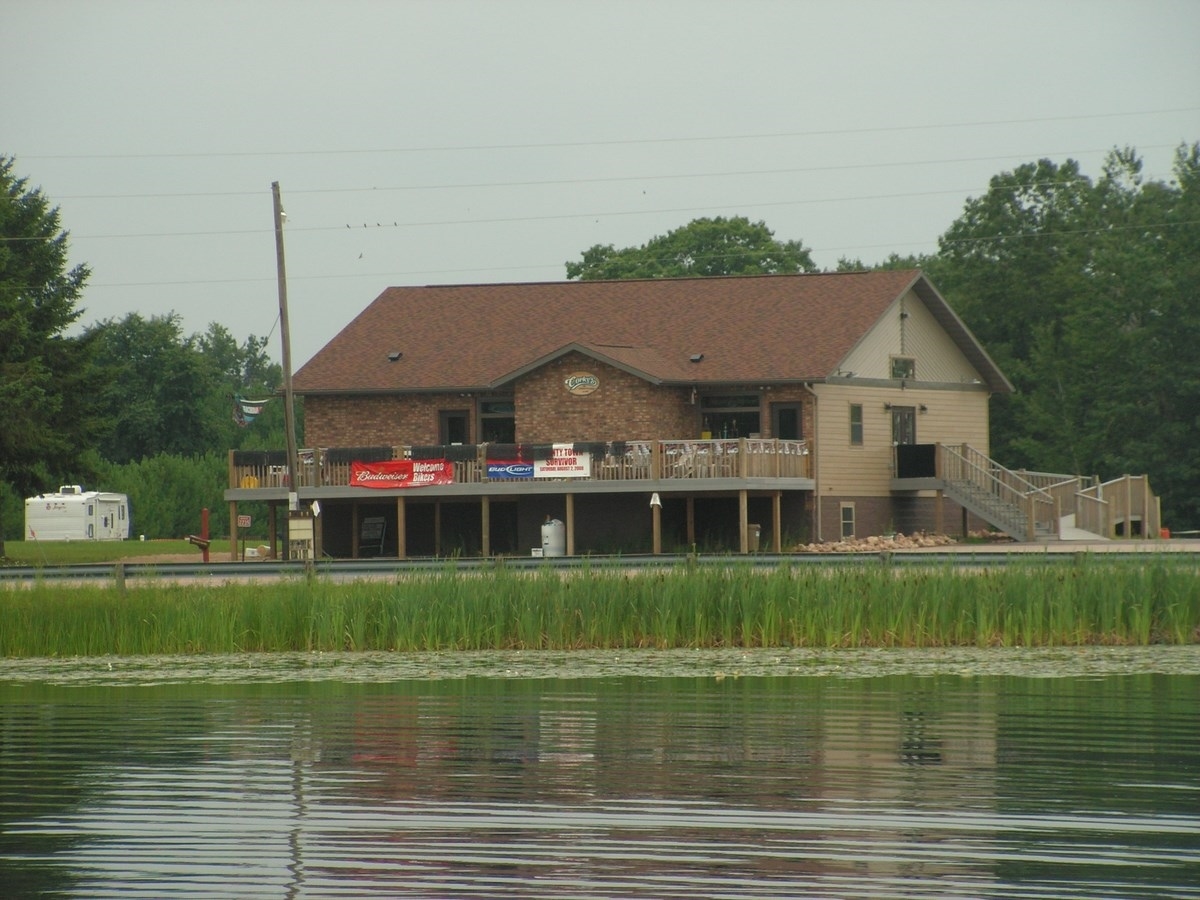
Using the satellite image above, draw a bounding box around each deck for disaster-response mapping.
[228,438,813,496]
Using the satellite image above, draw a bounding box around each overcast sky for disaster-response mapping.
[6,0,1198,368]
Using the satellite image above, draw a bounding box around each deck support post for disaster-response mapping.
[228,500,237,559]
[772,491,782,552]
[481,496,491,556]
[738,489,749,554]
[1125,475,1133,539]
[351,500,360,558]
[396,496,407,559]
[565,493,576,556]
[652,499,662,555]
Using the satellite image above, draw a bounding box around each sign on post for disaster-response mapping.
[237,515,252,529]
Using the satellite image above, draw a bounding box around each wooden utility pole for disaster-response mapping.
[272,182,300,501]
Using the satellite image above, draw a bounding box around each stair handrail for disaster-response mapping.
[940,444,1058,540]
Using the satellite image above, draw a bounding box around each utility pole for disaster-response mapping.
[272,182,300,511]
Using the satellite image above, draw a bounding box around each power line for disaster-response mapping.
[0,178,1173,243]
[70,218,1200,290]
[43,143,1185,201]
[18,108,1200,161]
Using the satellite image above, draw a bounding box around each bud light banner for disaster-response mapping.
[350,459,453,489]
[487,461,534,480]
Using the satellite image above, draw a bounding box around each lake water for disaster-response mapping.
[2,648,1198,898]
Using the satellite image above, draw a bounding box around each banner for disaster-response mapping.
[487,461,533,480]
[350,459,453,489]
[534,444,591,478]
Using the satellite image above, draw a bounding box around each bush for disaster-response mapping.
[99,452,228,539]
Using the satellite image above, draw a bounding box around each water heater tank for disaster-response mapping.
[541,518,566,557]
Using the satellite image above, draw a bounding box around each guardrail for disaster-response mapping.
[229,439,811,489]
[4,547,1195,586]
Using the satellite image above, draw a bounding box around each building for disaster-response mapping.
[223,270,1158,558]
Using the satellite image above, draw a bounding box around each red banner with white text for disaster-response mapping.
[350,459,453,489]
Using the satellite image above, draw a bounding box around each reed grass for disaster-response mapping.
[1,559,1196,657]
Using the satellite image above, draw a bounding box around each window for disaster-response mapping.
[849,404,863,446]
[478,399,515,444]
[840,503,855,540]
[700,394,760,439]
[890,357,915,380]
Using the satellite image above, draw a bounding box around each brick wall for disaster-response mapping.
[819,494,990,541]
[304,393,467,448]
[759,385,815,440]
[303,354,813,448]
[516,353,694,443]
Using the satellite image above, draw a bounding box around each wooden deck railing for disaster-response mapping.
[229,439,811,489]
[1076,474,1162,539]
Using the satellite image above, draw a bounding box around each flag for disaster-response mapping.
[233,395,272,427]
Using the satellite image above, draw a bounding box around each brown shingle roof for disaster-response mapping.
[292,270,1008,393]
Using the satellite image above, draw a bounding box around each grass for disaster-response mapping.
[1,559,1197,656]
[2,539,230,566]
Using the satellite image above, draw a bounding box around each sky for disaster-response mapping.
[5,0,1198,369]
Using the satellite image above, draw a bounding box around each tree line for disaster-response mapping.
[0,157,291,552]
[2,144,1197,554]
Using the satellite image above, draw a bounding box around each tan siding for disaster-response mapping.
[840,289,983,384]
[813,384,990,496]
[814,385,894,495]
[905,292,981,383]
[839,300,901,378]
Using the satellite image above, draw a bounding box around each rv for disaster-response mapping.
[24,485,130,542]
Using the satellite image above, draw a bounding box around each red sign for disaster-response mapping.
[237,515,252,528]
[350,459,453,489]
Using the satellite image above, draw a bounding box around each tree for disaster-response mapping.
[932,145,1200,528]
[195,323,289,453]
[85,313,222,465]
[835,252,935,273]
[0,157,105,556]
[566,216,817,280]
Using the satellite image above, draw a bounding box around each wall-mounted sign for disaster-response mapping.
[564,372,600,396]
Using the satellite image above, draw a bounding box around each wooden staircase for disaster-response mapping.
[896,444,1162,542]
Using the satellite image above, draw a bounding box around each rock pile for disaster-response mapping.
[794,532,959,553]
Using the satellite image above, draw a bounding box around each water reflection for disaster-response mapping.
[1,654,1198,898]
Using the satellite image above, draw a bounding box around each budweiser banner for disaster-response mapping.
[350,459,453,489]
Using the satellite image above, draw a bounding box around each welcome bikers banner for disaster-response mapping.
[350,459,453,489]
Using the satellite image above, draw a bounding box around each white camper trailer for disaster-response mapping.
[25,485,130,542]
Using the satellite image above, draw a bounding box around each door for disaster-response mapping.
[891,406,916,446]
[439,410,469,445]
[771,403,803,440]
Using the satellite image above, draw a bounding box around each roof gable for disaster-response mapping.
[292,271,1009,394]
